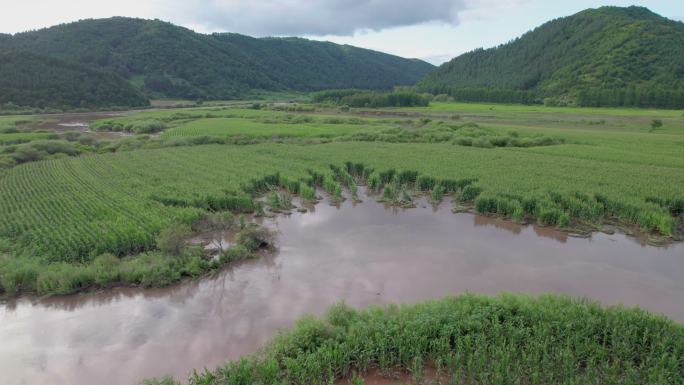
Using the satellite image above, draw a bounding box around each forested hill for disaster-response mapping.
[419,6,684,108]
[5,17,434,101]
[0,50,149,110]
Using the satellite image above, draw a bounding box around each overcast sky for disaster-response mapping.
[1,0,682,65]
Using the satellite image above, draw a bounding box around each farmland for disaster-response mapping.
[0,102,683,297]
[3,6,684,385]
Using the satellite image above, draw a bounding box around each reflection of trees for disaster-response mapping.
[473,214,523,235]
[472,213,569,243]
[532,226,568,244]
[23,253,282,313]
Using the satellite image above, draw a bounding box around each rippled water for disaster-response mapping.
[1,191,682,385]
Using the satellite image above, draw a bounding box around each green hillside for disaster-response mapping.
[0,50,148,110]
[420,6,684,108]
[6,17,434,100]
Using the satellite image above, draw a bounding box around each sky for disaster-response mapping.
[0,0,682,65]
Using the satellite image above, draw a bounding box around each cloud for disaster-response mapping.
[165,0,469,36]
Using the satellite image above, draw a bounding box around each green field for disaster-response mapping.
[161,117,390,139]
[147,293,684,385]
[0,131,54,145]
[0,102,683,296]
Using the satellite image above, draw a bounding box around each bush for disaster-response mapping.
[91,254,121,285]
[129,120,167,134]
[416,175,436,191]
[156,223,193,256]
[236,225,275,252]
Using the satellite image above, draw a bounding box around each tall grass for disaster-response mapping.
[146,293,684,385]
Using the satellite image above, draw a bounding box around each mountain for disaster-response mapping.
[5,17,434,101]
[419,6,684,108]
[0,49,148,110]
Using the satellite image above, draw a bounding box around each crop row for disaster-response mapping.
[1,142,681,265]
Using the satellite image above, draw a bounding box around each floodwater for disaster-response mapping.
[27,111,134,140]
[1,190,683,385]
[31,111,126,132]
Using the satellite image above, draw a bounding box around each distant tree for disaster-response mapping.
[650,119,664,131]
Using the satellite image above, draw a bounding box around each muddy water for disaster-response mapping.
[1,192,683,385]
[31,112,126,131]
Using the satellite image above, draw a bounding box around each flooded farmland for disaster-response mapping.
[1,191,683,385]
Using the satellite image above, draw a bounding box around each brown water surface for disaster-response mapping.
[1,191,683,385]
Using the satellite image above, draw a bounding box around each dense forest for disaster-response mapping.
[2,17,433,103]
[419,6,684,108]
[0,50,148,110]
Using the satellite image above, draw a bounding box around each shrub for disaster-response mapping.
[454,137,473,146]
[91,254,121,285]
[236,225,275,252]
[129,120,167,134]
[650,119,663,131]
[156,223,193,256]
[218,245,246,264]
[472,137,494,148]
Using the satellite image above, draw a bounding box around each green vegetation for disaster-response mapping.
[0,101,682,297]
[420,6,684,108]
[1,17,433,107]
[0,206,269,296]
[312,89,431,108]
[0,50,147,110]
[145,293,684,384]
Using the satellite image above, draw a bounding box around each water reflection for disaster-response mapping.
[1,189,682,385]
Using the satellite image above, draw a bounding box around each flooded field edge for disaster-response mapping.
[2,185,678,307]
[1,184,683,384]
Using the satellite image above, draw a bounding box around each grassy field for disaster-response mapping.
[0,102,683,297]
[0,132,54,144]
[161,117,391,139]
[145,293,684,385]
[412,101,684,117]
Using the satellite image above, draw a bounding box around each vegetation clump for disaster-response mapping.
[312,89,431,108]
[145,293,684,385]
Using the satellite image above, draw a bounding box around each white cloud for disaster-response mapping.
[162,0,469,36]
